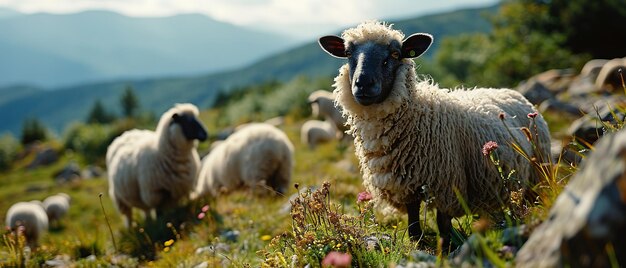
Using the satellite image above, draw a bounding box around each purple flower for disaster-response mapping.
[482,141,499,156]
[357,191,372,202]
[321,251,352,268]
[527,112,538,119]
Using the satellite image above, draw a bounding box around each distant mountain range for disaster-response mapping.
[0,4,499,136]
[0,9,297,88]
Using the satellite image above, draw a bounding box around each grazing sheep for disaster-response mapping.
[43,193,71,227]
[308,90,347,134]
[300,119,339,149]
[319,21,551,245]
[106,103,208,227]
[5,201,49,247]
[193,123,294,198]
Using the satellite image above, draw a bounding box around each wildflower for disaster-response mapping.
[261,235,272,241]
[357,191,372,202]
[201,205,210,213]
[163,247,170,253]
[482,141,499,156]
[321,251,352,268]
[294,183,300,190]
[197,212,206,220]
[527,112,538,119]
[164,239,174,247]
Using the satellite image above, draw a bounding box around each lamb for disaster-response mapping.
[308,90,347,134]
[319,21,551,245]
[106,103,208,227]
[300,119,339,149]
[192,123,294,198]
[5,200,49,247]
[43,193,71,227]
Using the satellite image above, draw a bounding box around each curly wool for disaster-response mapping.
[107,103,203,223]
[5,201,49,247]
[334,47,550,216]
[193,123,294,197]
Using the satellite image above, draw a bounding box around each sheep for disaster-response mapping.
[300,119,339,149]
[308,90,347,134]
[5,200,49,247]
[106,103,208,227]
[319,21,551,246]
[43,193,71,227]
[192,123,294,198]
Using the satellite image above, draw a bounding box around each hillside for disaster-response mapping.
[0,4,498,136]
[0,10,296,88]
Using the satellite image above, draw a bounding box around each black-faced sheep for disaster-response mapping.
[106,103,208,227]
[192,123,294,198]
[5,200,49,247]
[319,21,551,245]
[43,193,71,227]
[300,119,339,149]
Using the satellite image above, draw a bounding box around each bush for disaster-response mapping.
[0,134,19,172]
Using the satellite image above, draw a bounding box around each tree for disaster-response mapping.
[21,118,48,145]
[120,86,140,118]
[86,99,115,124]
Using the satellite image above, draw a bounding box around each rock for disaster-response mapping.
[516,79,555,105]
[516,128,626,267]
[567,74,599,96]
[566,99,626,145]
[195,243,230,255]
[362,233,391,251]
[81,165,103,179]
[26,146,58,170]
[221,230,240,242]
[53,162,82,183]
[44,254,71,267]
[580,59,609,79]
[538,98,582,117]
[595,57,626,93]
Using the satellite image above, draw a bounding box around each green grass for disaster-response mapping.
[0,103,589,267]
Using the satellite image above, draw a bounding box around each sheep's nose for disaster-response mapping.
[355,76,375,92]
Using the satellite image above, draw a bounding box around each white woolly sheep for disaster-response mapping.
[308,90,347,134]
[192,123,294,198]
[106,103,208,227]
[300,119,339,149]
[319,21,551,245]
[5,200,49,247]
[43,193,71,227]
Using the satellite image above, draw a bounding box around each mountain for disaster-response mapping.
[0,4,499,136]
[0,9,297,88]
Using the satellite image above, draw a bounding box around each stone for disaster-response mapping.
[26,146,58,169]
[516,129,626,267]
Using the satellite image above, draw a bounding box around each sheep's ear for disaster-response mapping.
[401,33,433,59]
[319,35,347,58]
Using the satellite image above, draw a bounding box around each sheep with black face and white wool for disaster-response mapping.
[5,200,49,247]
[319,21,551,246]
[192,123,294,198]
[106,103,208,227]
[300,119,339,149]
[308,90,347,134]
[43,193,71,227]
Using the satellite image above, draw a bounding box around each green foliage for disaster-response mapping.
[86,99,116,124]
[120,86,140,118]
[20,118,48,145]
[0,134,19,171]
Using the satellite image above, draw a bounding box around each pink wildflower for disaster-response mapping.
[201,205,209,213]
[197,212,206,220]
[527,112,538,119]
[482,141,499,156]
[321,251,352,268]
[357,191,372,202]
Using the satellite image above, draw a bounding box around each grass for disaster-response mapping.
[0,92,615,267]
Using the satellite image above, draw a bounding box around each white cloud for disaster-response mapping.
[0,0,498,38]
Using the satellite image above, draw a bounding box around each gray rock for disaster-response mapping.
[538,98,582,117]
[53,162,82,183]
[26,146,58,170]
[516,128,626,267]
[580,59,609,79]
[362,233,391,251]
[516,79,555,105]
[81,165,103,179]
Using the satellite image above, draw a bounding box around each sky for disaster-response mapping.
[0,0,499,39]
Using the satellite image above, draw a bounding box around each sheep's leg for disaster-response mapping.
[117,201,133,228]
[406,199,422,241]
[436,210,453,252]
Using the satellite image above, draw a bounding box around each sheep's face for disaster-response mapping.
[172,113,208,142]
[319,33,433,106]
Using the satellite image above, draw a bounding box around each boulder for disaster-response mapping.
[516,129,626,267]
[26,146,58,169]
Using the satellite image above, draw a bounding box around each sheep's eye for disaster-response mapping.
[345,51,352,57]
[391,51,400,60]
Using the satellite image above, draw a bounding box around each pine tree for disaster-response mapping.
[86,99,115,124]
[120,86,139,118]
